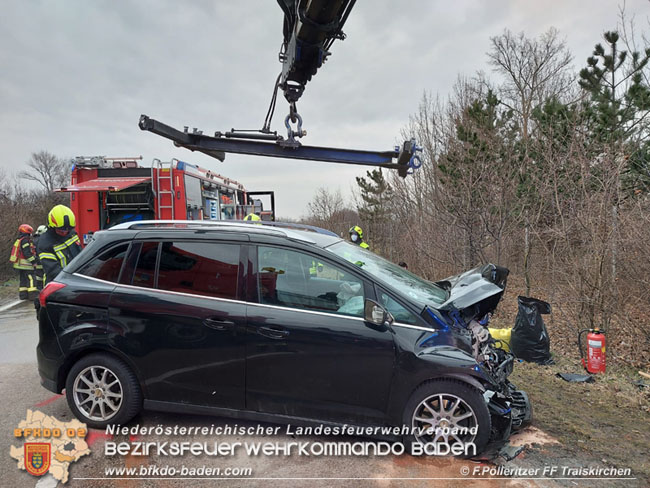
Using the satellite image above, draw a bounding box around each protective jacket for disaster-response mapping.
[37,228,82,285]
[10,233,36,270]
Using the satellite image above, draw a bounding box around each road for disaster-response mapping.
[0,301,632,488]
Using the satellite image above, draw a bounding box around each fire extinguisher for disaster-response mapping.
[578,328,606,374]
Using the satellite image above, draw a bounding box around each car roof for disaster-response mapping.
[107,220,342,248]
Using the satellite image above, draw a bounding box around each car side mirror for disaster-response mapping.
[364,299,394,326]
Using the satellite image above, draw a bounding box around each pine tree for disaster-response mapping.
[579,31,650,193]
[355,169,393,253]
[437,89,520,266]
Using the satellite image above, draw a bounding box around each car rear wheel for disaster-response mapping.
[65,353,142,429]
[402,379,491,457]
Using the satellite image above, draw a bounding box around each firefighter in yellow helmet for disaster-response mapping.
[349,225,370,250]
[244,212,261,222]
[9,224,38,300]
[37,205,82,286]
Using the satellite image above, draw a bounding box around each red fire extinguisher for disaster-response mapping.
[578,328,606,374]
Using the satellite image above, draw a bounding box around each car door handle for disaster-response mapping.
[203,318,235,331]
[258,326,290,339]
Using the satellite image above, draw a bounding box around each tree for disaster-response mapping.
[436,87,520,267]
[355,169,394,253]
[304,187,356,237]
[306,187,345,223]
[488,28,574,140]
[488,28,574,293]
[579,31,650,193]
[18,151,69,193]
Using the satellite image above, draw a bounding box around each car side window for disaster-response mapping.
[157,241,239,300]
[380,292,418,325]
[77,243,129,283]
[258,246,364,317]
[132,242,158,288]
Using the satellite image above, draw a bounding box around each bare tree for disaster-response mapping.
[488,28,575,294]
[488,28,574,140]
[18,151,68,193]
[306,187,345,222]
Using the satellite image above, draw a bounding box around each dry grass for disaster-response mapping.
[511,357,650,481]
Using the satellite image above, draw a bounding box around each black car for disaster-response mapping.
[37,220,530,454]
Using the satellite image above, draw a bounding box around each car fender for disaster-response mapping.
[386,346,495,424]
[56,344,149,399]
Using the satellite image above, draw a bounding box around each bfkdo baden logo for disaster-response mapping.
[10,410,90,483]
[25,443,51,476]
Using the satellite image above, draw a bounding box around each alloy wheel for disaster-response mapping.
[411,393,478,448]
[72,365,123,421]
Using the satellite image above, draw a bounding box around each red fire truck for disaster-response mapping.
[57,156,275,245]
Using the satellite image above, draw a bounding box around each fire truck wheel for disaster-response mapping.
[65,353,142,429]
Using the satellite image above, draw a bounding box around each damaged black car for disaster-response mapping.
[328,242,532,454]
[37,221,530,456]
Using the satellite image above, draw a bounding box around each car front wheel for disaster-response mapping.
[402,379,491,457]
[65,353,142,429]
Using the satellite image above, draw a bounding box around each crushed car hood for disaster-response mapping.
[434,263,509,315]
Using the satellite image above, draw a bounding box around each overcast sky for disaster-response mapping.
[1,0,649,218]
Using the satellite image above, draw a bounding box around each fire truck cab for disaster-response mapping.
[57,156,274,245]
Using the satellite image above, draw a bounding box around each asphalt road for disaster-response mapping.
[0,301,634,488]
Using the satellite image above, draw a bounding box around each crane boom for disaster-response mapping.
[277,0,356,104]
[137,1,423,177]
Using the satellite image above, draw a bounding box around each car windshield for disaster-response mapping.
[326,241,448,306]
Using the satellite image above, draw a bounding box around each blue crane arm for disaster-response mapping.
[138,115,421,178]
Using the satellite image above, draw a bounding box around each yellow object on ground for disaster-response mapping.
[489,327,512,352]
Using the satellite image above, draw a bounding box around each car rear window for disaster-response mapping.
[156,241,239,300]
[77,243,129,283]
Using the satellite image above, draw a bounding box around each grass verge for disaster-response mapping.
[510,355,650,481]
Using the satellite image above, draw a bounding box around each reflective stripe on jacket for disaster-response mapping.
[10,236,36,270]
[52,234,81,267]
[37,229,82,285]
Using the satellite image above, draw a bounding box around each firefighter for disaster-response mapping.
[32,225,47,290]
[244,212,261,222]
[349,225,370,250]
[37,205,82,286]
[309,260,324,277]
[9,224,38,300]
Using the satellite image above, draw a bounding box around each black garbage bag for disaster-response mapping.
[510,296,552,364]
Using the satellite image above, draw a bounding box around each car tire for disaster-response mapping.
[402,379,491,457]
[65,353,142,429]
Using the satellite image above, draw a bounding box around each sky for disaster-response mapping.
[1,0,649,218]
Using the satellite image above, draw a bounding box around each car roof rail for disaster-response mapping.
[107,220,316,244]
[257,221,339,237]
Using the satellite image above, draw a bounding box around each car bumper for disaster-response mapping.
[37,344,64,393]
[39,373,59,393]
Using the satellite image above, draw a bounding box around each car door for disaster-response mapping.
[245,244,396,425]
[107,236,247,409]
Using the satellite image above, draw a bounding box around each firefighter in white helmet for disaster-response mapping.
[32,225,48,290]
